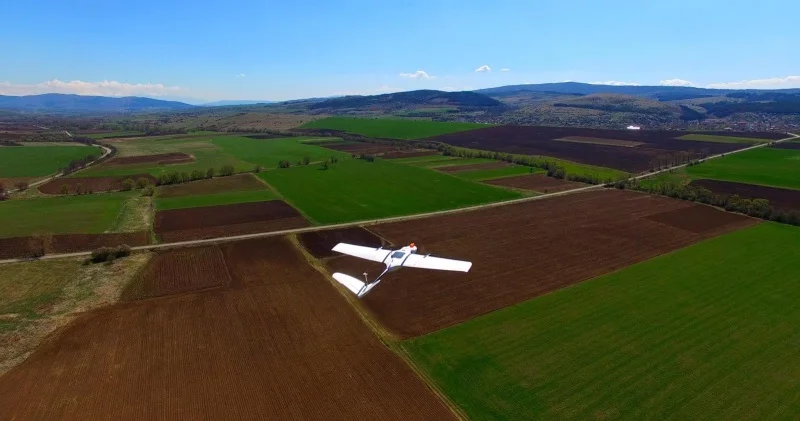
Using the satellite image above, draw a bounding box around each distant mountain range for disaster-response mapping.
[308,89,502,111]
[474,82,800,99]
[202,100,275,107]
[0,94,195,113]
[2,83,800,117]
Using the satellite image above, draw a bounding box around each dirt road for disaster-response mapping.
[1,133,795,264]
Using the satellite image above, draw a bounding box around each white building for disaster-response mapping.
[626,125,641,130]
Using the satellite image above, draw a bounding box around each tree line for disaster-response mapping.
[608,178,800,226]
[418,142,625,185]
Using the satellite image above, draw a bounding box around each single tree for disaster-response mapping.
[206,168,215,178]
[220,165,235,176]
[136,178,151,189]
[167,172,180,184]
[61,184,70,195]
[302,156,310,165]
[191,170,204,181]
[14,181,29,191]
[121,178,135,191]
[75,183,84,195]
[254,165,263,173]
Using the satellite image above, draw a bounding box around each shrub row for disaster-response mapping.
[608,178,800,226]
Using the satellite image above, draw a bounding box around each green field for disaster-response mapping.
[413,157,497,169]
[0,144,102,178]
[456,165,543,181]
[405,222,800,420]
[212,136,348,167]
[678,134,769,144]
[0,192,133,238]
[300,117,490,139]
[441,145,629,182]
[78,135,346,178]
[77,133,251,178]
[258,158,520,224]
[155,190,277,211]
[686,147,800,190]
[389,154,452,165]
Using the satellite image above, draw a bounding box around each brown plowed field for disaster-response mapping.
[645,203,755,233]
[0,177,34,189]
[157,173,266,198]
[382,150,439,159]
[0,237,456,420]
[424,126,777,172]
[121,246,231,301]
[322,142,397,155]
[326,189,757,337]
[0,232,150,259]
[436,161,509,173]
[485,173,586,193]
[0,237,40,259]
[690,179,800,212]
[155,200,303,232]
[107,152,194,166]
[158,217,310,242]
[38,174,156,194]
[771,142,800,150]
[555,136,644,147]
[299,227,388,259]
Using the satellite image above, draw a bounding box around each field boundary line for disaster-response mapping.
[287,234,400,343]
[1,133,795,265]
[392,343,469,421]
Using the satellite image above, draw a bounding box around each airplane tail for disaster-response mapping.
[332,273,382,298]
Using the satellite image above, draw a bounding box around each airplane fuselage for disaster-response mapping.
[384,245,418,271]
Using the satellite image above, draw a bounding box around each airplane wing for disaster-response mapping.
[331,243,391,263]
[402,254,472,272]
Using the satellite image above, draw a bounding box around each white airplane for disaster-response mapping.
[330,242,472,298]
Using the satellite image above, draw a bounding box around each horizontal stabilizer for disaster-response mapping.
[332,273,366,295]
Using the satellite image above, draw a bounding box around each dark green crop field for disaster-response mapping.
[300,117,490,140]
[405,222,800,420]
[259,158,520,224]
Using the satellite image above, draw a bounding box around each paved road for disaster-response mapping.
[1,132,797,264]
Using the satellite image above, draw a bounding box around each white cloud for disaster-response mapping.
[589,80,641,86]
[500,68,510,72]
[659,78,694,87]
[236,73,246,78]
[399,70,434,79]
[707,75,800,89]
[0,79,183,97]
[475,65,491,73]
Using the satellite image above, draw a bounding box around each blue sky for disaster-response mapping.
[1,0,798,103]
